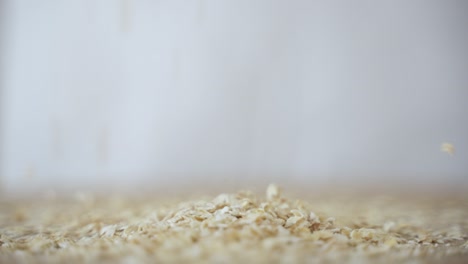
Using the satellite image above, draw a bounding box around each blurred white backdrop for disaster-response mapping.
[0,0,467,193]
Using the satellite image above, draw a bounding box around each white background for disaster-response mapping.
[1,0,467,193]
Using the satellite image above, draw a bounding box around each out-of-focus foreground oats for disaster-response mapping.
[0,183,467,263]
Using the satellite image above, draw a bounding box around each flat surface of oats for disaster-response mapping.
[0,184,467,263]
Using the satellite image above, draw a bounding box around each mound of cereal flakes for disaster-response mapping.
[0,184,467,263]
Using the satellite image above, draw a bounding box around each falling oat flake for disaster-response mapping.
[441,142,455,155]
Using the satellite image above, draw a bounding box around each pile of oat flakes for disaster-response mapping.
[0,184,467,263]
